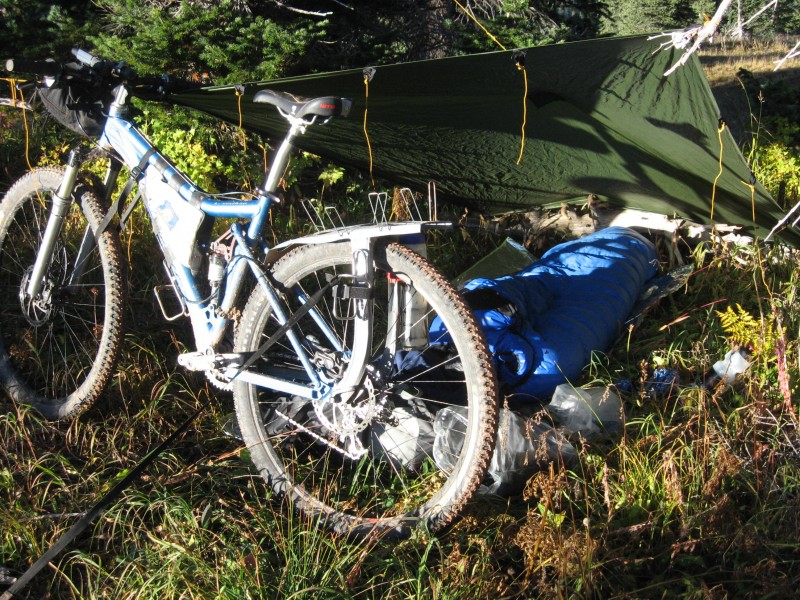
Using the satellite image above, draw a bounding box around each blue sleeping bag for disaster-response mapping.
[431,227,659,400]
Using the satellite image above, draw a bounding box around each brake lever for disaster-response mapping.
[111,62,138,82]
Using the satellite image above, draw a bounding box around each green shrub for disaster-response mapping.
[737,69,800,207]
[751,117,800,207]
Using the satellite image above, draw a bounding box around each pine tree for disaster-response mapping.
[0,0,101,59]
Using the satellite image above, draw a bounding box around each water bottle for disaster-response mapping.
[387,233,430,349]
[400,285,429,348]
[701,347,752,389]
[403,234,429,348]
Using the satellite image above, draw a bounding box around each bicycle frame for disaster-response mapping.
[28,83,447,404]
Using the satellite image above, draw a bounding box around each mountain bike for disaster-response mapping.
[1,49,498,538]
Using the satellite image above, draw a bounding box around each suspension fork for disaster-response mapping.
[25,149,83,299]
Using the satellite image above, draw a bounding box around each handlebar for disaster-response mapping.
[4,58,62,78]
[5,49,126,83]
[71,48,106,70]
[3,48,197,101]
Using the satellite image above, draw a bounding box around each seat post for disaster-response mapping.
[261,119,306,194]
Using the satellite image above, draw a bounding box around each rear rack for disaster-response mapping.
[302,183,439,233]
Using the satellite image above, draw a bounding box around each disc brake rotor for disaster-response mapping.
[19,266,55,326]
[17,243,68,327]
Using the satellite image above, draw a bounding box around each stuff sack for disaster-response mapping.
[431,227,659,401]
[38,80,108,137]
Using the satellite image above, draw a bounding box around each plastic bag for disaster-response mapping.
[432,406,468,474]
[488,408,576,495]
[432,406,576,496]
[547,384,623,436]
[701,348,752,388]
[370,405,435,470]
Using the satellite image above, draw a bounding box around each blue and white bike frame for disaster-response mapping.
[34,82,445,404]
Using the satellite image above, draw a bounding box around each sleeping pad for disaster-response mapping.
[430,226,659,401]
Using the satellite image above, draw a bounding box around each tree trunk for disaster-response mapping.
[418,0,454,59]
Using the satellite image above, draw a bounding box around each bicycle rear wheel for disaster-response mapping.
[0,168,125,419]
[234,241,497,538]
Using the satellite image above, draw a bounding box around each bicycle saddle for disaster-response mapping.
[254,89,352,120]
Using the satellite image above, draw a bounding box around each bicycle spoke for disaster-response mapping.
[0,169,124,418]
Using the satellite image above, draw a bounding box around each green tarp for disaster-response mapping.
[170,35,797,244]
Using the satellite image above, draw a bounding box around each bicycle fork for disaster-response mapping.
[24,150,83,300]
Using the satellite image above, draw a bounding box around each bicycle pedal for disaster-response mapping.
[178,351,243,372]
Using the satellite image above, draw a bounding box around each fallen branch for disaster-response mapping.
[271,0,333,17]
[774,40,800,71]
[0,97,32,110]
[663,0,734,76]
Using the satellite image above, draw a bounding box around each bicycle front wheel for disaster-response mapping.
[0,168,125,419]
[234,241,497,538]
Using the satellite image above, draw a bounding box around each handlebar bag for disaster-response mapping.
[38,79,108,137]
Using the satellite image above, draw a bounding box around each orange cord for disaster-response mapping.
[515,60,528,165]
[2,77,33,169]
[363,72,375,187]
[235,86,247,152]
[741,178,757,223]
[453,0,507,50]
[710,119,726,220]
[453,1,527,164]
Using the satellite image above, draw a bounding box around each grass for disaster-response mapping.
[700,36,800,85]
[3,209,799,599]
[700,36,800,155]
[2,39,800,600]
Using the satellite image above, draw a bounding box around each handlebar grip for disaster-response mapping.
[5,58,61,77]
[71,48,104,69]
